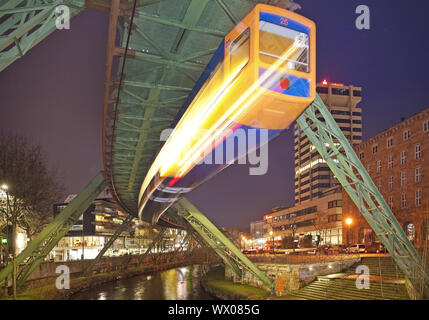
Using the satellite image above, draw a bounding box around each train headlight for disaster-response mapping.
[280,77,290,89]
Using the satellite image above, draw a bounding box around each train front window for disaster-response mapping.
[259,20,309,73]
[230,28,250,77]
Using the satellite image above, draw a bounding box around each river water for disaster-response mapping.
[70,264,215,300]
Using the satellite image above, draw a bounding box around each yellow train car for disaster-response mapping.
[138,4,316,226]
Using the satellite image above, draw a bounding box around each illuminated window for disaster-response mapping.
[259,20,309,72]
[415,167,421,183]
[403,130,411,140]
[415,190,422,207]
[400,151,406,165]
[424,121,429,132]
[387,155,393,169]
[415,145,421,160]
[404,222,415,241]
[401,193,407,208]
[230,28,250,76]
[401,172,407,186]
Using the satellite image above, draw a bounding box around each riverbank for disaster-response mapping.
[1,261,209,300]
[201,266,270,300]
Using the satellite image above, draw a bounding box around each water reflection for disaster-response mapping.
[70,265,214,300]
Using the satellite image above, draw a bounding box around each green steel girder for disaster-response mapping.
[0,171,106,289]
[169,233,190,261]
[296,94,429,290]
[83,214,134,275]
[134,9,226,38]
[0,0,86,72]
[137,226,166,264]
[104,0,265,216]
[175,198,273,288]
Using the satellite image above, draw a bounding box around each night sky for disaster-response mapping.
[1,1,428,228]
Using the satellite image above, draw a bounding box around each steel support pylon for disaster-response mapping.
[84,214,134,275]
[175,198,273,288]
[137,227,167,265]
[296,94,428,290]
[0,171,106,289]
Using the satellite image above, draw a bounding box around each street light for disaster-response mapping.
[345,217,353,246]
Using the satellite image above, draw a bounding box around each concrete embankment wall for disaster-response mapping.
[225,256,360,296]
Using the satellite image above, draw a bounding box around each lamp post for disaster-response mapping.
[1,184,16,299]
[1,185,7,267]
[345,217,353,247]
[269,231,274,254]
[241,236,247,251]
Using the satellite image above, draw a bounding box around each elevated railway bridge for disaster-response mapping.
[0,0,427,297]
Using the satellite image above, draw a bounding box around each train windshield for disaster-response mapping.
[259,20,309,73]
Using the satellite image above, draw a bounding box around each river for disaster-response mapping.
[70,264,215,300]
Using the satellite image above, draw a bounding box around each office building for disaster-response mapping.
[342,107,429,248]
[294,81,362,204]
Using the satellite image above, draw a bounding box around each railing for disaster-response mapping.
[247,253,360,265]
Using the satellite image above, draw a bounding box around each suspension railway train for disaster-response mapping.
[137,4,316,226]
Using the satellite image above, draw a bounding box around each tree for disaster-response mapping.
[0,133,65,240]
[300,235,313,248]
[281,235,296,249]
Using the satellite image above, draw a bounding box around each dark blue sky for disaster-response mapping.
[1,1,428,228]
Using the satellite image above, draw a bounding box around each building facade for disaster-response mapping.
[342,108,429,248]
[250,220,266,249]
[50,193,162,261]
[294,81,362,204]
[256,81,363,248]
[266,186,343,247]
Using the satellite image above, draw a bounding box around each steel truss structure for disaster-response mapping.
[0,171,106,289]
[1,0,427,295]
[296,94,429,289]
[84,214,134,275]
[101,0,268,221]
[137,226,166,265]
[174,198,273,288]
[0,0,86,72]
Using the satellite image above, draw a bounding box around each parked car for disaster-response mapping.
[346,244,366,253]
[365,242,387,253]
[242,249,258,255]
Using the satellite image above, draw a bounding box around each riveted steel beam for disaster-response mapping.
[297,94,429,292]
[175,198,273,288]
[134,10,225,37]
[83,214,134,275]
[0,0,85,72]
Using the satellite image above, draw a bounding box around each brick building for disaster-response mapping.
[342,108,429,248]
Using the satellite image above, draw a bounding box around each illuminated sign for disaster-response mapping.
[264,214,273,220]
[1,238,7,244]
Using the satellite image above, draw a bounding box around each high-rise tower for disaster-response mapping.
[294,81,363,204]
